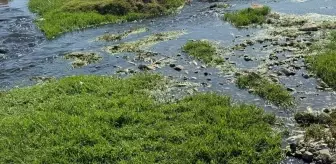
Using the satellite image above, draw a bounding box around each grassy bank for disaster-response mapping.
[237,72,294,107]
[224,6,271,27]
[183,40,224,65]
[306,32,336,90]
[0,74,282,163]
[28,0,185,39]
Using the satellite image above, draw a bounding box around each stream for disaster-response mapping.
[1,0,336,163]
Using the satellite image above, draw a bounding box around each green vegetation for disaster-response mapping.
[97,27,148,41]
[237,72,294,107]
[224,6,271,27]
[0,74,282,163]
[64,52,102,68]
[107,30,185,54]
[306,32,336,90]
[294,111,332,126]
[28,0,185,39]
[183,40,224,64]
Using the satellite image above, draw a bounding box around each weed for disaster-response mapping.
[236,72,294,107]
[183,40,224,65]
[224,6,271,27]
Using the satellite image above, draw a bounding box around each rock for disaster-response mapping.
[302,73,311,79]
[281,68,296,76]
[169,63,176,68]
[204,72,210,76]
[0,48,8,54]
[290,143,297,151]
[317,149,332,163]
[302,151,314,162]
[269,53,278,60]
[244,56,253,61]
[287,87,296,92]
[317,79,330,88]
[323,108,331,114]
[138,64,155,71]
[299,23,319,31]
[174,65,184,71]
[295,151,302,158]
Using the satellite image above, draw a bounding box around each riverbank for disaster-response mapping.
[28,0,185,39]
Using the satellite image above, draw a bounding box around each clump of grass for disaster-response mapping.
[237,72,294,107]
[306,32,336,90]
[294,111,332,126]
[28,0,185,39]
[304,124,327,142]
[0,74,282,163]
[97,27,148,41]
[183,40,224,64]
[224,6,271,27]
[107,30,186,54]
[64,52,102,68]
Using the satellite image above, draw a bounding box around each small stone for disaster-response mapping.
[299,23,319,31]
[138,64,155,71]
[169,63,176,68]
[281,68,296,76]
[323,108,331,114]
[244,56,253,61]
[290,143,297,151]
[0,49,8,54]
[295,151,302,158]
[174,65,184,71]
[204,72,210,76]
[287,87,296,92]
[302,73,310,79]
[300,148,306,153]
[302,151,314,162]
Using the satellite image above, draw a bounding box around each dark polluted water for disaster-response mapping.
[1,0,336,163]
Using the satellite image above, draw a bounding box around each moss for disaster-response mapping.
[97,27,148,41]
[183,40,224,65]
[64,52,102,68]
[106,30,186,54]
[236,72,294,107]
[224,6,271,27]
[28,0,185,39]
[0,74,282,163]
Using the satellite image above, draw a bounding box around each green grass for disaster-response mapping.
[0,74,282,163]
[224,6,271,27]
[28,0,185,39]
[306,32,336,90]
[237,72,294,107]
[183,40,224,65]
